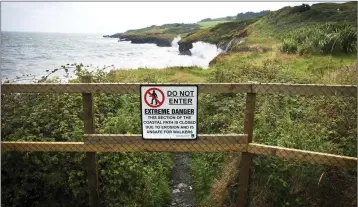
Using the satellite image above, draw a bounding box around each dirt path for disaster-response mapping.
[170,153,196,207]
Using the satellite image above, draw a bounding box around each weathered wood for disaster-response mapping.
[1,141,247,152]
[81,76,100,207]
[84,134,248,144]
[1,134,248,152]
[2,83,356,96]
[253,83,356,96]
[1,83,251,94]
[237,92,256,207]
[2,142,88,151]
[2,141,356,168]
[248,143,357,168]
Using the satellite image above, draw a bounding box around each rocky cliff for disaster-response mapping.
[178,42,193,55]
[122,35,172,47]
[103,33,123,38]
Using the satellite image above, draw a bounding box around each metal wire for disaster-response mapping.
[1,82,357,206]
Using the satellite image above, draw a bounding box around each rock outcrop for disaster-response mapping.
[217,37,246,52]
[128,36,172,47]
[103,33,123,38]
[178,42,193,56]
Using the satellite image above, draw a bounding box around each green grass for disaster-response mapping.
[107,66,210,83]
[198,20,232,29]
[122,23,201,41]
[180,18,259,44]
[254,2,357,38]
[1,2,357,207]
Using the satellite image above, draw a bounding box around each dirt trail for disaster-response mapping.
[170,153,196,207]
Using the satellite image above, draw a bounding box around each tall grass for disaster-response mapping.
[280,23,357,55]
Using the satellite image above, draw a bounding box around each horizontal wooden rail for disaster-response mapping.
[2,134,248,153]
[248,143,357,168]
[84,134,248,144]
[84,134,247,152]
[2,142,91,152]
[1,83,251,94]
[1,83,356,96]
[254,83,357,96]
[2,138,357,168]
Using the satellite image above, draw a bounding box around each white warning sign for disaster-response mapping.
[140,85,198,139]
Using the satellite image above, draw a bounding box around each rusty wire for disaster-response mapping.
[1,82,356,165]
[1,82,357,206]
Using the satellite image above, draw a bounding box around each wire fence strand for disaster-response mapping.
[1,82,357,207]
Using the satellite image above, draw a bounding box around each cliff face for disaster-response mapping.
[177,19,253,56]
[104,33,172,47]
[177,36,246,56]
[103,33,123,38]
[124,36,172,47]
[110,23,201,48]
[178,42,193,55]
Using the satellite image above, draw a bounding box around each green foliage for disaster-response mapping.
[190,153,227,204]
[198,20,232,29]
[126,23,200,34]
[181,18,258,44]
[123,23,200,41]
[101,95,141,134]
[255,1,357,38]
[198,10,268,24]
[1,91,87,206]
[280,38,298,54]
[1,66,174,207]
[281,23,357,55]
[288,3,311,14]
[162,24,200,34]
[2,2,357,205]
[236,10,269,20]
[97,152,173,207]
[199,18,212,22]
[96,92,174,207]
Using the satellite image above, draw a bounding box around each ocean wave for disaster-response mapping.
[2,32,221,82]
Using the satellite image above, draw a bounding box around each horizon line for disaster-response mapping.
[1,30,110,35]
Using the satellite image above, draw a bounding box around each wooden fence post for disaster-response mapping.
[236,91,256,207]
[81,76,100,207]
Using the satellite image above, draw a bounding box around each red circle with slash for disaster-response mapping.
[144,88,165,108]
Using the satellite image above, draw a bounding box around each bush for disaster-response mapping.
[289,4,311,14]
[1,68,174,207]
[282,23,357,55]
[281,38,298,54]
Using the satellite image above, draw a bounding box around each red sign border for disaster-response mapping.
[144,87,165,108]
[140,85,198,140]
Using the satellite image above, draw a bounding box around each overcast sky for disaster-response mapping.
[1,2,320,34]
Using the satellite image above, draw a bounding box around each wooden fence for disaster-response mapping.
[1,79,357,207]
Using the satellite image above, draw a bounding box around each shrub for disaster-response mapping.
[289,4,311,14]
[281,38,298,54]
[282,23,357,55]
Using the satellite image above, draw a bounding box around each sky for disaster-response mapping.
[1,2,321,34]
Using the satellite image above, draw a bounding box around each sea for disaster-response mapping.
[1,32,223,83]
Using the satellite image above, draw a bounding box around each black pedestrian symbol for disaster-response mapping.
[144,87,165,108]
[150,90,158,105]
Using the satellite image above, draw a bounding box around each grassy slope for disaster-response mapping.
[180,18,259,44]
[198,20,232,29]
[107,67,210,83]
[197,10,269,28]
[2,2,357,207]
[182,2,357,46]
[115,2,356,85]
[109,2,357,206]
[122,23,201,41]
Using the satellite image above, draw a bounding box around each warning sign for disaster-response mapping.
[140,85,198,139]
[144,88,165,108]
